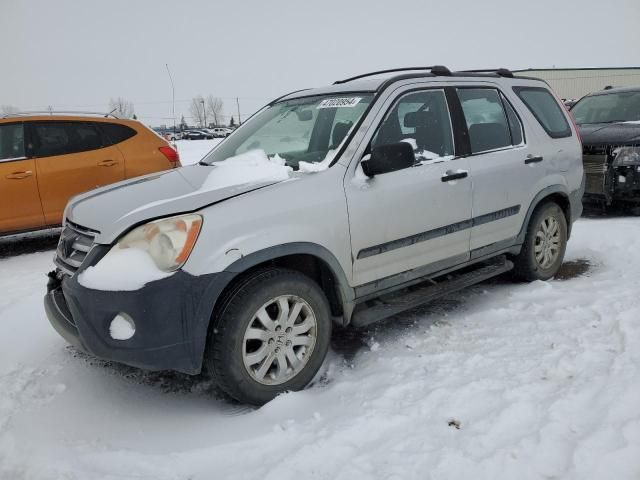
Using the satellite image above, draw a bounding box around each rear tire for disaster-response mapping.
[513,202,567,281]
[206,268,332,405]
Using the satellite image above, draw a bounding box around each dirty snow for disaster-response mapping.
[1,218,640,479]
[78,247,173,291]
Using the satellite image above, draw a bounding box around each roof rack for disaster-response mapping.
[333,65,452,84]
[0,110,120,119]
[461,68,514,78]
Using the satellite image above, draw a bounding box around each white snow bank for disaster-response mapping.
[78,247,173,291]
[201,149,292,190]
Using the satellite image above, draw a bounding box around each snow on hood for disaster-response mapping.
[200,150,292,190]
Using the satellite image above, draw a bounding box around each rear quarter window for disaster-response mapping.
[98,122,137,146]
[513,86,571,138]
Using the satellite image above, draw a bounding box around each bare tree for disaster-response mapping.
[205,96,224,127]
[189,96,206,127]
[1,105,19,115]
[108,97,135,118]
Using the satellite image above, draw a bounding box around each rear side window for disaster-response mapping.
[74,122,103,151]
[0,123,25,160]
[31,122,73,157]
[99,122,137,146]
[31,122,105,157]
[513,86,571,138]
[457,88,512,153]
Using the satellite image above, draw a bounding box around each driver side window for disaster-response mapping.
[371,89,454,166]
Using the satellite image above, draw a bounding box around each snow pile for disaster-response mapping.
[77,247,173,291]
[201,149,292,190]
[298,149,339,173]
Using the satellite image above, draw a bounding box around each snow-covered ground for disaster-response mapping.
[1,145,639,479]
[174,138,222,165]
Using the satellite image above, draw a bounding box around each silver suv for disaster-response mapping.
[45,66,584,405]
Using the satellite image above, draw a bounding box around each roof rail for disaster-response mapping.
[333,65,451,85]
[460,68,514,78]
[0,110,120,119]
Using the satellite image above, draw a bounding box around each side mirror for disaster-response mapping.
[361,142,416,177]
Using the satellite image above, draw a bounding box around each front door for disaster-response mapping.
[345,89,473,287]
[28,121,125,225]
[0,122,45,233]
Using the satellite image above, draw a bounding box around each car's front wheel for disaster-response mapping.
[513,202,568,281]
[206,268,332,405]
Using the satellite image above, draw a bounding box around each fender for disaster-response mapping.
[225,241,355,305]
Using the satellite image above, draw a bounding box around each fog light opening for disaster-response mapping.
[109,313,136,340]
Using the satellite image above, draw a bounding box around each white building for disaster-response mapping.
[514,67,640,100]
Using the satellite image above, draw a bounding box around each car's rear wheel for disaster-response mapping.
[206,268,332,405]
[513,202,567,281]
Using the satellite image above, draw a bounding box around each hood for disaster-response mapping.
[578,122,640,146]
[66,164,285,244]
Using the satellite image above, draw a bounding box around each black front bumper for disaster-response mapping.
[45,263,233,374]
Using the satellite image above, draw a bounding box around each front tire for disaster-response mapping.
[513,202,568,281]
[206,269,332,405]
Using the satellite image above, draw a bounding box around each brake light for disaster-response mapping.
[158,145,180,167]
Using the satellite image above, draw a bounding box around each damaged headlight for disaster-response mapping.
[113,214,202,272]
[613,147,640,167]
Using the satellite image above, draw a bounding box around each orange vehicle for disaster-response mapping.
[0,113,180,235]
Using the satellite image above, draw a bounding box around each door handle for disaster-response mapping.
[98,160,117,167]
[441,170,468,182]
[6,170,33,179]
[524,155,544,165]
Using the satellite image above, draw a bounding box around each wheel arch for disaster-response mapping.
[517,186,572,243]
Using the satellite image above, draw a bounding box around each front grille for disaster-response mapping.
[54,220,98,277]
[582,154,610,196]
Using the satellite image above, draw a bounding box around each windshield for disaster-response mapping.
[201,94,373,169]
[571,91,640,124]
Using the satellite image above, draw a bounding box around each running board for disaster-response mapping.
[350,256,513,327]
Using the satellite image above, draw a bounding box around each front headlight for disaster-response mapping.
[115,214,202,272]
[613,147,640,167]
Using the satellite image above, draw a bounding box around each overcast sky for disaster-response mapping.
[1,0,638,127]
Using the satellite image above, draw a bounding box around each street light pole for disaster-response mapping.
[165,64,176,134]
[201,99,206,128]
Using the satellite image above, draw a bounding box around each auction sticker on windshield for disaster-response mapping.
[317,97,362,108]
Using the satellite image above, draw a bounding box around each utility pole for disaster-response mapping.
[236,97,241,125]
[165,63,176,134]
[201,99,206,128]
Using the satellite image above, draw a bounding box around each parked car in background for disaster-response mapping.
[44,67,583,405]
[163,131,181,141]
[570,86,640,213]
[0,113,180,235]
[183,130,213,140]
[211,127,232,138]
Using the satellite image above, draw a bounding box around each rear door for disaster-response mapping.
[29,121,126,225]
[0,122,45,233]
[455,86,545,253]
